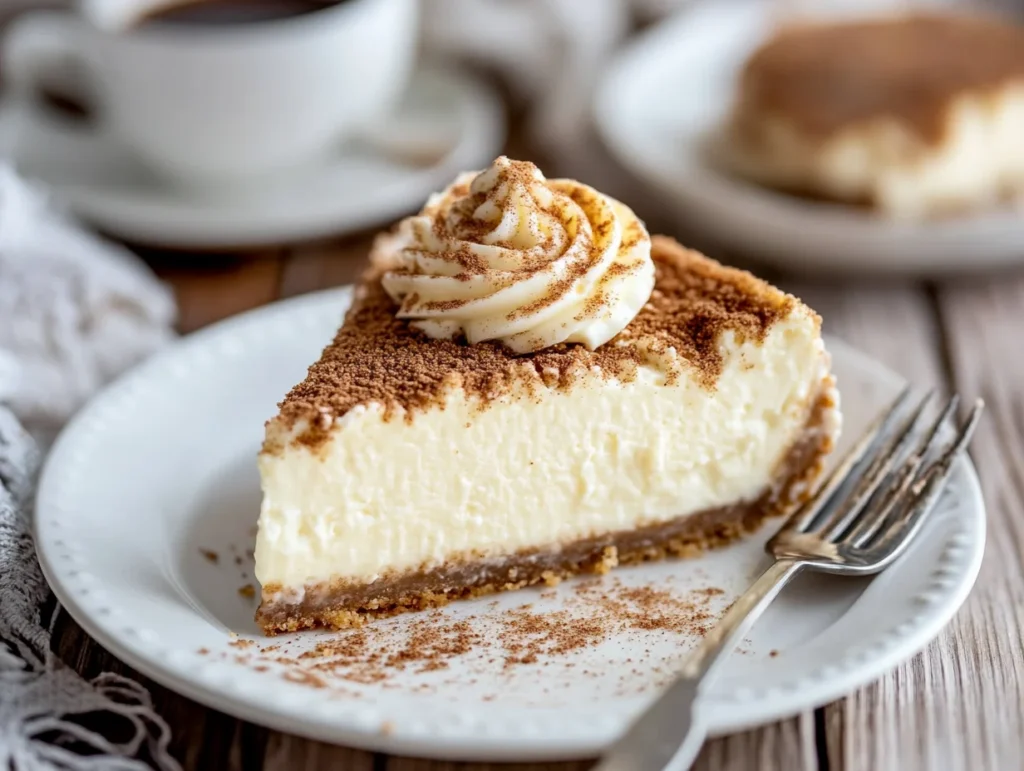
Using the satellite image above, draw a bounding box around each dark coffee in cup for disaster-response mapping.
[134,0,344,29]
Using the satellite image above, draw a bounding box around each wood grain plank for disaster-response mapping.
[783,281,953,771]
[262,733,376,771]
[385,757,590,771]
[692,714,818,771]
[279,235,377,299]
[892,276,1024,771]
[381,716,816,771]
[146,251,286,333]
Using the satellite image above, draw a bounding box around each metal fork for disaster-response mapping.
[594,389,984,771]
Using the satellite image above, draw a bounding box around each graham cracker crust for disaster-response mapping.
[256,381,837,635]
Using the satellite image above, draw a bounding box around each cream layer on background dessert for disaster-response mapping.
[722,14,1024,219]
[254,157,841,634]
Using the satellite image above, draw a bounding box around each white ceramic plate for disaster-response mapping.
[0,67,504,249]
[594,0,1024,275]
[36,288,985,761]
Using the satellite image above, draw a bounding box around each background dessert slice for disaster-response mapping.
[254,158,841,634]
[720,14,1024,219]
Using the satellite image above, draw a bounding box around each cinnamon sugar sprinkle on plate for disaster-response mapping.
[212,578,736,698]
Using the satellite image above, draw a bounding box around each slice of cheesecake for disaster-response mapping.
[721,14,1024,219]
[254,159,840,634]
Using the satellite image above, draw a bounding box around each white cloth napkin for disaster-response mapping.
[0,166,179,768]
[0,168,175,435]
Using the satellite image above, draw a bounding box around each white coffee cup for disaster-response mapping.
[2,0,418,188]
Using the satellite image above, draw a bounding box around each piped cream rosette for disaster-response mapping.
[378,157,655,354]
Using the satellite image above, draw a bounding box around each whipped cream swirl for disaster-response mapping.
[378,157,654,354]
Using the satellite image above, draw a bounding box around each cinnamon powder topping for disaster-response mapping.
[266,237,800,451]
[228,578,728,691]
[739,14,1024,145]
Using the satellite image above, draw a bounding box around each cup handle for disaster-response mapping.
[3,11,93,117]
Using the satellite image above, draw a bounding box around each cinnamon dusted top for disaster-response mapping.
[738,14,1024,145]
[265,237,804,451]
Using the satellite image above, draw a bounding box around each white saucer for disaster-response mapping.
[1,67,505,250]
[594,0,1024,275]
[36,288,985,761]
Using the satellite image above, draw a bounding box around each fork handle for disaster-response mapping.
[593,559,804,771]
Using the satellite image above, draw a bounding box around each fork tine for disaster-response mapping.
[860,399,984,563]
[780,386,913,537]
[845,394,961,547]
[808,389,934,539]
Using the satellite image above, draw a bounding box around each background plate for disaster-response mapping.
[36,288,985,761]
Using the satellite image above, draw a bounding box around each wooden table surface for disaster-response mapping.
[10,0,1021,762]
[49,221,1024,770]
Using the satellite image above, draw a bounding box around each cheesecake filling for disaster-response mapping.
[255,312,835,595]
[378,156,655,353]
